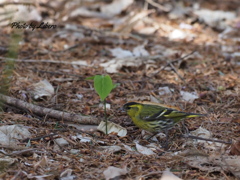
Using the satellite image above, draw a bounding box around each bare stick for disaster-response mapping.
[0,55,164,64]
[182,134,232,144]
[168,61,186,82]
[21,133,58,143]
[0,94,101,125]
[0,57,90,66]
[156,50,196,74]
[0,2,33,7]
[146,0,170,12]
[166,51,196,69]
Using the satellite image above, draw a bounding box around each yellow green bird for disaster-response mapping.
[123,101,206,134]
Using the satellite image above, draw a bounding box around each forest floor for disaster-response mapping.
[0,0,240,179]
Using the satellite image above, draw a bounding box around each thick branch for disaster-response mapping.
[0,94,101,125]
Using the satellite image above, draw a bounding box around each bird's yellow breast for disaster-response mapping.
[131,115,156,132]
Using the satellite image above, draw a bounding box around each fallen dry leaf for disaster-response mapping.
[160,168,183,180]
[185,154,240,178]
[230,138,240,155]
[103,166,128,180]
[100,0,134,16]
[29,79,54,100]
[0,125,31,146]
[135,142,156,155]
[97,121,127,137]
[33,155,48,170]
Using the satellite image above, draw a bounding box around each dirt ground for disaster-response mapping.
[0,0,240,179]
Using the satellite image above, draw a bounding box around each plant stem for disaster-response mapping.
[0,29,22,95]
[104,99,108,134]
[0,29,22,112]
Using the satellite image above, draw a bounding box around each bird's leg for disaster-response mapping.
[146,132,159,141]
[162,129,169,150]
[180,121,189,136]
[146,130,170,150]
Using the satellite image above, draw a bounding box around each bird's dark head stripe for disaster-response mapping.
[124,102,140,107]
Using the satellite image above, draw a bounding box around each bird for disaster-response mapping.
[123,101,206,139]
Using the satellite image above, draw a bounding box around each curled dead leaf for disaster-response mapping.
[160,168,182,180]
[97,121,127,137]
[28,79,54,100]
[135,142,156,155]
[103,166,128,180]
[230,138,240,155]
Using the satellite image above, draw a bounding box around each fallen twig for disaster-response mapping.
[152,50,196,76]
[151,51,196,90]
[0,1,33,7]
[168,61,186,82]
[32,69,85,79]
[0,94,101,125]
[21,133,58,143]
[0,145,28,150]
[0,56,90,65]
[182,134,232,144]
[146,0,170,12]
[5,148,41,156]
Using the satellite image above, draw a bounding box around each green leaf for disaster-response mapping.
[85,76,95,80]
[112,83,120,90]
[94,75,113,101]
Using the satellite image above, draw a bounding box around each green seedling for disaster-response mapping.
[87,75,117,134]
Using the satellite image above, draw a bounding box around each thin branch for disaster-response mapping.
[32,69,85,79]
[151,50,196,90]
[182,134,232,144]
[0,55,164,64]
[0,2,33,7]
[165,50,196,69]
[146,0,170,12]
[0,94,101,125]
[0,57,90,66]
[0,145,28,150]
[21,133,58,143]
[168,61,186,82]
[157,50,196,74]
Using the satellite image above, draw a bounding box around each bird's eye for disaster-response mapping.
[124,106,131,110]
